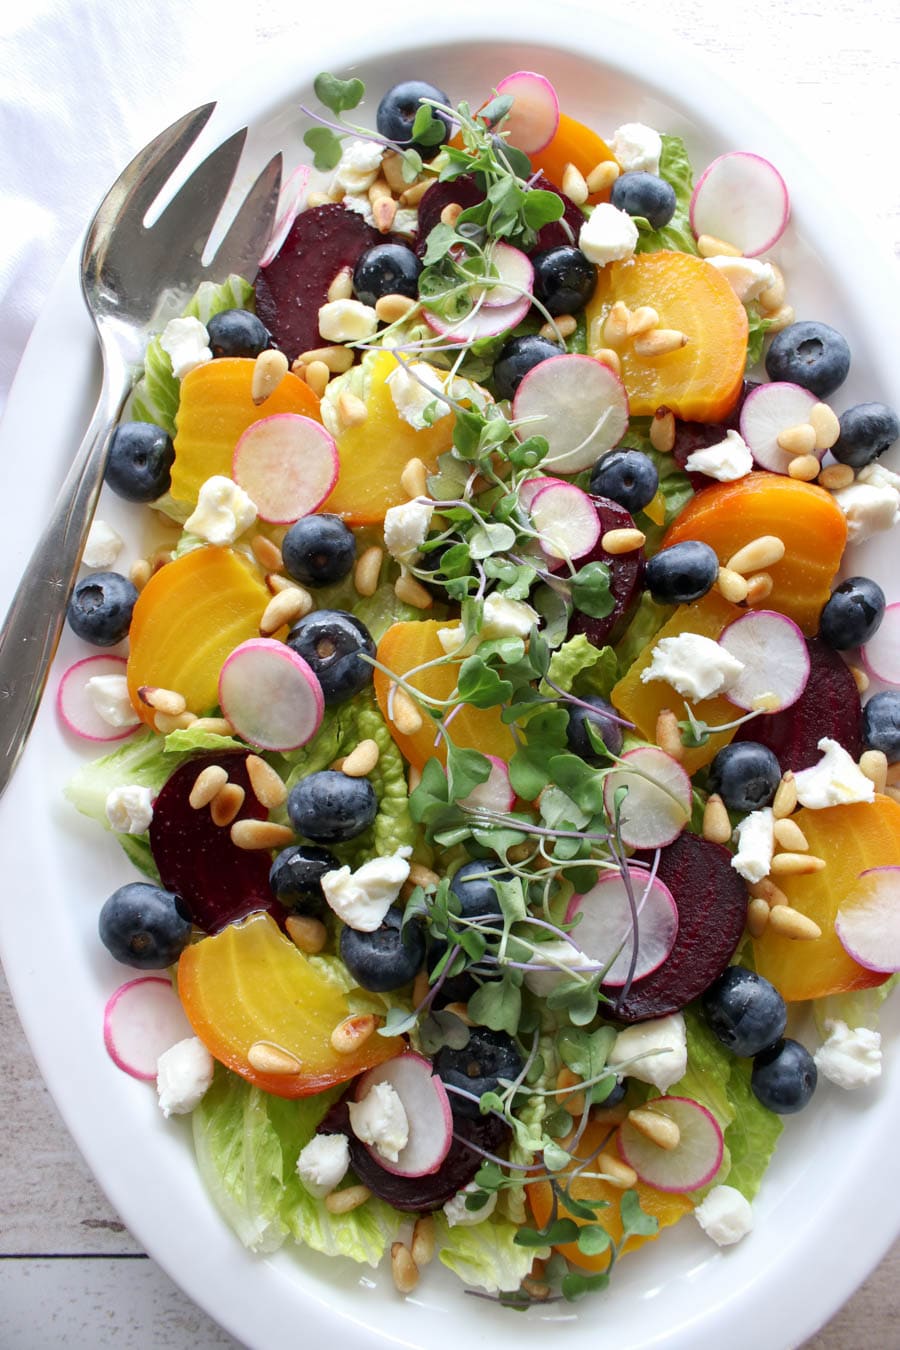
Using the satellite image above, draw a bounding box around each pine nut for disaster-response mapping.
[338,391,368,429]
[768,905,822,940]
[150,548,173,573]
[130,558,152,590]
[773,817,809,852]
[726,535,785,575]
[246,754,288,809]
[557,1067,586,1117]
[649,406,676,453]
[190,716,234,736]
[585,160,619,194]
[408,862,440,889]
[439,201,463,227]
[521,1277,553,1301]
[390,685,423,735]
[601,527,646,554]
[381,151,409,194]
[327,266,354,302]
[326,1185,371,1215]
[265,574,300,596]
[139,685,187,716]
[627,1107,681,1151]
[757,263,786,312]
[285,914,328,954]
[696,233,742,258]
[354,545,384,597]
[296,345,355,374]
[230,819,295,850]
[306,191,331,208]
[777,423,817,456]
[252,348,289,404]
[408,763,422,794]
[633,329,689,357]
[788,454,821,482]
[331,1013,377,1054]
[703,793,733,844]
[772,772,798,818]
[597,1152,638,1189]
[441,1000,473,1026]
[627,305,659,337]
[260,587,312,635]
[850,664,870,694]
[342,739,380,777]
[765,304,795,333]
[303,360,331,397]
[749,876,790,907]
[860,749,888,794]
[818,463,855,491]
[412,970,430,1007]
[368,177,392,203]
[375,293,417,324]
[562,162,588,205]
[251,534,283,572]
[745,572,774,605]
[809,402,841,451]
[603,301,631,346]
[189,764,228,810]
[247,1041,302,1074]
[747,897,771,937]
[394,573,433,609]
[656,708,684,761]
[399,178,433,207]
[594,347,622,375]
[154,710,196,734]
[374,196,397,233]
[769,852,826,876]
[411,1216,436,1268]
[540,314,576,340]
[717,566,750,603]
[400,457,429,499]
[391,1241,419,1293]
[887,761,900,787]
[210,783,245,827]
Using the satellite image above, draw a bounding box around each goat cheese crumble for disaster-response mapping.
[641,632,745,701]
[321,848,413,931]
[694,1185,754,1246]
[793,738,875,809]
[814,1019,882,1089]
[348,1080,409,1163]
[185,476,257,546]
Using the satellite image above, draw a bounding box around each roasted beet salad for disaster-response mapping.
[61,65,900,1305]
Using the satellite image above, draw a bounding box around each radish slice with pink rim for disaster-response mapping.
[57,655,141,742]
[232,414,338,524]
[718,610,811,711]
[352,1051,453,1178]
[862,603,900,685]
[494,72,560,154]
[690,151,790,257]
[739,382,820,475]
[617,1097,724,1192]
[460,755,515,813]
[473,242,534,308]
[835,867,900,973]
[603,745,692,849]
[512,354,629,474]
[565,867,678,986]
[529,480,602,561]
[259,164,311,267]
[218,638,324,751]
[423,291,531,342]
[103,976,195,1081]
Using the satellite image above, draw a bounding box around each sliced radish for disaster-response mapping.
[512,354,629,474]
[460,755,515,813]
[218,638,324,751]
[690,151,790,257]
[603,745,692,849]
[103,976,194,1082]
[493,72,560,154]
[259,164,311,267]
[232,414,338,525]
[617,1096,724,1193]
[835,867,900,973]
[518,475,565,512]
[529,480,602,561]
[718,610,810,712]
[862,603,900,685]
[739,382,820,475]
[565,868,678,986]
[57,655,140,743]
[473,242,534,309]
[423,291,531,342]
[353,1051,453,1178]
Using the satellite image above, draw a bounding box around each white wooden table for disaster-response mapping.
[1,2,899,1346]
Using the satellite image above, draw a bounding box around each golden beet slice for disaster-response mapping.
[529,111,617,204]
[585,251,748,421]
[178,912,403,1097]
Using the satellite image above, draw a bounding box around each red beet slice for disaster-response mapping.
[567,495,645,645]
[318,1095,510,1212]
[603,833,747,1023]
[414,173,585,259]
[672,381,758,489]
[254,205,380,362]
[733,637,862,771]
[149,752,284,934]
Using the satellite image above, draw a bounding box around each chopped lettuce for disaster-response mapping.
[436,1213,549,1293]
[634,136,697,257]
[813,975,899,1036]
[286,1181,400,1268]
[546,634,618,702]
[614,592,674,675]
[746,301,774,370]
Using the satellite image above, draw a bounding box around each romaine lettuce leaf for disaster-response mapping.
[435,1213,549,1293]
[546,634,618,701]
[813,975,899,1036]
[614,593,674,675]
[634,136,697,257]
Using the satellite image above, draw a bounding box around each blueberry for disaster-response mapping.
[353,242,422,307]
[831,402,900,469]
[644,540,719,605]
[98,882,192,969]
[340,909,426,992]
[702,967,787,1057]
[269,844,338,915]
[589,449,659,514]
[376,80,452,158]
[449,859,511,930]
[566,694,624,762]
[707,741,782,813]
[433,1027,524,1119]
[286,610,375,706]
[764,320,851,399]
[610,172,677,229]
[492,334,563,402]
[417,540,475,599]
[105,422,175,502]
[819,576,886,650]
[281,515,356,588]
[205,309,272,359]
[596,1075,627,1107]
[530,246,596,316]
[751,1037,817,1114]
[287,770,377,843]
[862,691,900,763]
[67,571,138,647]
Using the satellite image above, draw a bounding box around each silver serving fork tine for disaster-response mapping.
[0,106,283,798]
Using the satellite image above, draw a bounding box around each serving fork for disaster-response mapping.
[0,103,282,799]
